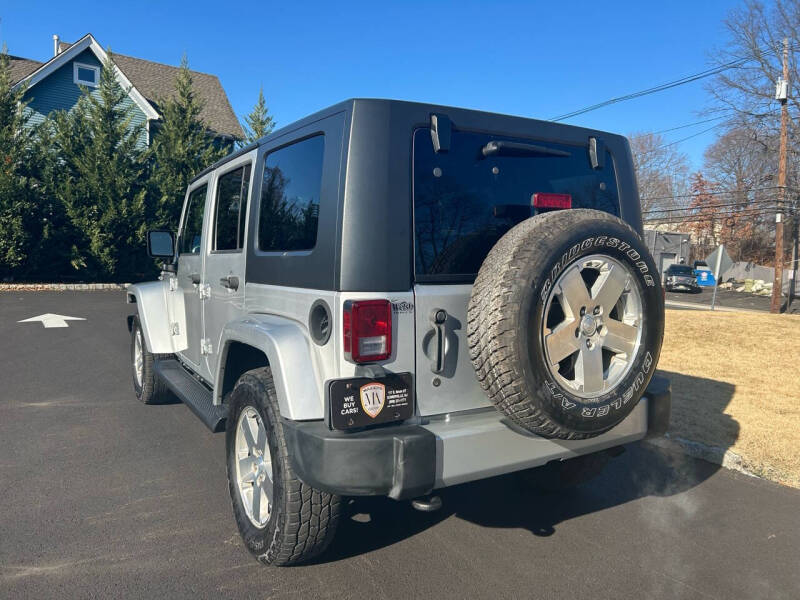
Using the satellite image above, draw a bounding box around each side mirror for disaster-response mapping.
[147,230,175,259]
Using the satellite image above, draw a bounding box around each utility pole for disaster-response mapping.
[771,37,790,314]
[790,198,799,308]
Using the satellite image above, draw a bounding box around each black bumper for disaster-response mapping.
[281,420,436,500]
[282,376,671,499]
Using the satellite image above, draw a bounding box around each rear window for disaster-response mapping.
[668,265,694,275]
[413,128,619,281]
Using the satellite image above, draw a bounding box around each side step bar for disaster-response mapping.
[154,359,227,433]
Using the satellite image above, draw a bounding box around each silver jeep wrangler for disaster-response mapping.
[127,99,670,566]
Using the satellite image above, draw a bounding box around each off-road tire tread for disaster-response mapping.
[131,315,172,405]
[467,210,642,440]
[229,368,341,566]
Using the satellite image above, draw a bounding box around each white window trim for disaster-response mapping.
[73,62,100,87]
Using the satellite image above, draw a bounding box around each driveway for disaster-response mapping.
[1,291,798,599]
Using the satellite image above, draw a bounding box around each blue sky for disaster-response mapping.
[2,0,739,169]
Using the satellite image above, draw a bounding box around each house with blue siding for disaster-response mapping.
[9,33,243,148]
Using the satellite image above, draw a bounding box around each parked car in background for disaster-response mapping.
[665,264,700,293]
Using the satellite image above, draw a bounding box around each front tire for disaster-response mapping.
[130,315,171,404]
[226,367,341,566]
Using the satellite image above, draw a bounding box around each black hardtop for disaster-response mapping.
[196,98,642,293]
[191,98,633,184]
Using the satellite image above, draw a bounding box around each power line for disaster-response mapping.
[642,198,779,215]
[643,123,726,154]
[550,44,800,123]
[550,57,748,122]
[643,207,779,224]
[640,185,786,204]
[651,114,731,135]
[645,205,778,218]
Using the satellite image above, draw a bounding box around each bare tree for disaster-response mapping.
[708,0,800,187]
[703,126,779,262]
[629,132,691,213]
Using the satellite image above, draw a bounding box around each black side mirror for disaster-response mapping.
[147,230,175,259]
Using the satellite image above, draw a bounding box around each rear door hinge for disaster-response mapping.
[200,338,213,355]
[199,283,211,300]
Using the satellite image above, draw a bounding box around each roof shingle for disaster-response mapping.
[8,55,43,84]
[112,53,243,139]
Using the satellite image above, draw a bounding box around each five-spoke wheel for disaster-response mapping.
[543,254,643,398]
[234,406,273,528]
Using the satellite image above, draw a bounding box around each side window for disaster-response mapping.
[180,184,208,254]
[258,135,324,252]
[213,164,251,251]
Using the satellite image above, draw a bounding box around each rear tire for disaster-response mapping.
[130,315,171,405]
[468,209,664,439]
[226,367,341,566]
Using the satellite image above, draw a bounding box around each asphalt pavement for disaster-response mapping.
[666,286,800,313]
[1,291,799,599]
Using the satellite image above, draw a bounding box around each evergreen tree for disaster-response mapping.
[0,48,42,279]
[47,52,150,280]
[242,86,275,144]
[149,55,225,231]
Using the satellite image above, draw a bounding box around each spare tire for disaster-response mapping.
[467,209,664,439]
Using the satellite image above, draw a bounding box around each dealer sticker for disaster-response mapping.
[327,373,414,430]
[360,383,386,418]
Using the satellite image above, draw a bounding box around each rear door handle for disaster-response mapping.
[187,273,201,285]
[220,275,239,291]
[429,308,447,374]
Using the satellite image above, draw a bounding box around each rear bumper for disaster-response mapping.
[283,375,671,498]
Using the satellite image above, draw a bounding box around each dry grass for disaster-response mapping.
[657,309,800,487]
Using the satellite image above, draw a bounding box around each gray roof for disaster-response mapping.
[8,55,43,83]
[9,44,243,139]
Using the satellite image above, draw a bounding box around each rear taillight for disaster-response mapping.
[343,300,392,363]
[533,193,572,209]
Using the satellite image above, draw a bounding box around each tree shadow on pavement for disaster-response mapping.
[320,371,738,562]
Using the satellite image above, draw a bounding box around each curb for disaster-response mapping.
[645,435,758,479]
[665,300,766,314]
[0,283,130,291]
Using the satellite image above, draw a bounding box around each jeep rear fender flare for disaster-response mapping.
[126,281,174,354]
[215,315,323,421]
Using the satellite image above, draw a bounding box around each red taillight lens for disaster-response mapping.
[342,300,392,363]
[533,193,572,209]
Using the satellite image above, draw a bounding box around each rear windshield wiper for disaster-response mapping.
[481,140,571,159]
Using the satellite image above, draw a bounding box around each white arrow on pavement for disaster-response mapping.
[18,313,87,328]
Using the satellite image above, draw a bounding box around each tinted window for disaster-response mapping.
[258,135,324,252]
[668,265,694,275]
[413,129,619,280]
[179,184,207,254]
[213,164,251,251]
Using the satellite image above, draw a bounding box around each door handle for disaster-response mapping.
[187,273,201,285]
[429,308,447,374]
[220,275,239,291]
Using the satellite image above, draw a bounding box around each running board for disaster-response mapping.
[155,359,227,433]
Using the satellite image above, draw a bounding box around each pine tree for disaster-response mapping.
[149,55,226,231]
[0,48,42,278]
[243,86,275,144]
[47,52,150,280]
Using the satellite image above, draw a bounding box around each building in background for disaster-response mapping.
[8,33,242,148]
[644,229,691,277]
